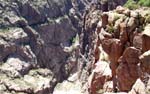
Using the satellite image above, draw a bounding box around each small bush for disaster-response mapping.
[138,0,150,7]
[107,24,114,33]
[124,0,139,10]
[124,0,150,10]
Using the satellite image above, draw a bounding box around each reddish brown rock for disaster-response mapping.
[94,45,100,64]
[88,61,112,94]
[142,24,150,52]
[101,13,109,28]
[101,39,124,76]
[142,35,150,52]
[101,38,124,91]
[119,23,128,44]
[116,47,140,92]
[139,50,150,74]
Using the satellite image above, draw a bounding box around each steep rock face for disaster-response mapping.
[34,16,77,81]
[0,0,81,78]
[17,0,73,25]
[84,6,150,94]
[0,0,84,93]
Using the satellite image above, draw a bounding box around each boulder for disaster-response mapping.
[116,47,140,91]
[101,38,124,92]
[142,24,150,52]
[119,22,128,44]
[88,61,112,94]
[101,13,109,28]
[139,50,150,74]
[101,39,123,76]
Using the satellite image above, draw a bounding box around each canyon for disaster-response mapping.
[0,0,150,94]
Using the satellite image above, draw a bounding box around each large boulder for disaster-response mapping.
[139,50,150,74]
[142,24,150,52]
[116,47,141,92]
[88,61,112,94]
[101,39,124,76]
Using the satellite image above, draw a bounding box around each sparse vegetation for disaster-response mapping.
[124,0,139,10]
[124,0,150,9]
[107,24,114,33]
[138,0,150,7]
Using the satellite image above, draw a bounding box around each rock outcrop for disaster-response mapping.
[116,47,140,91]
[83,6,150,94]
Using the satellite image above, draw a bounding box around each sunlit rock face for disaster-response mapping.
[84,5,150,94]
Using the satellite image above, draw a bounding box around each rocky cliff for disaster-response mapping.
[1,0,150,94]
[81,5,150,94]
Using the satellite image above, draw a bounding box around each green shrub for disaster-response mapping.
[107,24,114,33]
[124,0,150,9]
[138,0,150,7]
[124,0,139,10]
